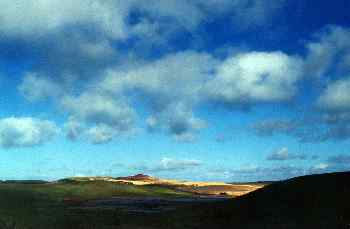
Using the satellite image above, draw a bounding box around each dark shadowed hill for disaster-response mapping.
[197,171,350,229]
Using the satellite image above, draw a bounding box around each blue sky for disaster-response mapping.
[1,0,350,182]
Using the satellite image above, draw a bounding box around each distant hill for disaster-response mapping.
[115,174,156,182]
[199,171,350,228]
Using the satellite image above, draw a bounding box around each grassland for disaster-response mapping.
[1,172,349,229]
[0,180,193,229]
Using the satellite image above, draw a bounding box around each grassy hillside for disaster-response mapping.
[0,180,192,229]
[1,172,349,229]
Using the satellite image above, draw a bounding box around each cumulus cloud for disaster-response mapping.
[317,77,350,112]
[241,26,350,144]
[0,0,286,39]
[267,147,307,161]
[55,49,304,143]
[85,124,115,144]
[305,25,350,79]
[102,51,217,103]
[0,117,58,148]
[101,51,216,141]
[0,0,130,39]
[62,93,135,132]
[2,0,293,145]
[314,76,350,141]
[4,0,288,87]
[15,12,350,146]
[17,43,346,144]
[138,0,287,31]
[63,117,83,141]
[18,72,62,101]
[146,103,207,142]
[100,50,302,141]
[206,51,304,106]
[61,92,137,143]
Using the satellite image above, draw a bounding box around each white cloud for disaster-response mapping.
[18,72,62,101]
[61,92,137,143]
[101,51,216,141]
[305,25,350,79]
[206,51,303,105]
[0,0,129,39]
[312,163,329,170]
[102,51,217,103]
[146,102,207,142]
[0,0,285,40]
[317,77,350,112]
[85,124,115,144]
[130,157,203,173]
[99,50,303,142]
[3,0,291,144]
[15,49,305,144]
[136,0,205,30]
[159,157,202,170]
[0,117,58,148]
[78,50,303,143]
[62,93,135,132]
[78,39,116,60]
[63,117,83,141]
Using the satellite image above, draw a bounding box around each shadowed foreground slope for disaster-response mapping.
[197,171,350,228]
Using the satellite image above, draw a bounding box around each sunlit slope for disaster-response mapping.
[79,174,266,196]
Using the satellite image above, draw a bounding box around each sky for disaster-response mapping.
[0,0,350,182]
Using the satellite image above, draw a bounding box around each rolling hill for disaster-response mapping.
[1,172,349,228]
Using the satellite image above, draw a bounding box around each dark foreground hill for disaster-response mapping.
[197,171,350,229]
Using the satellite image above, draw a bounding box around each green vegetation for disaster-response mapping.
[0,180,192,229]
